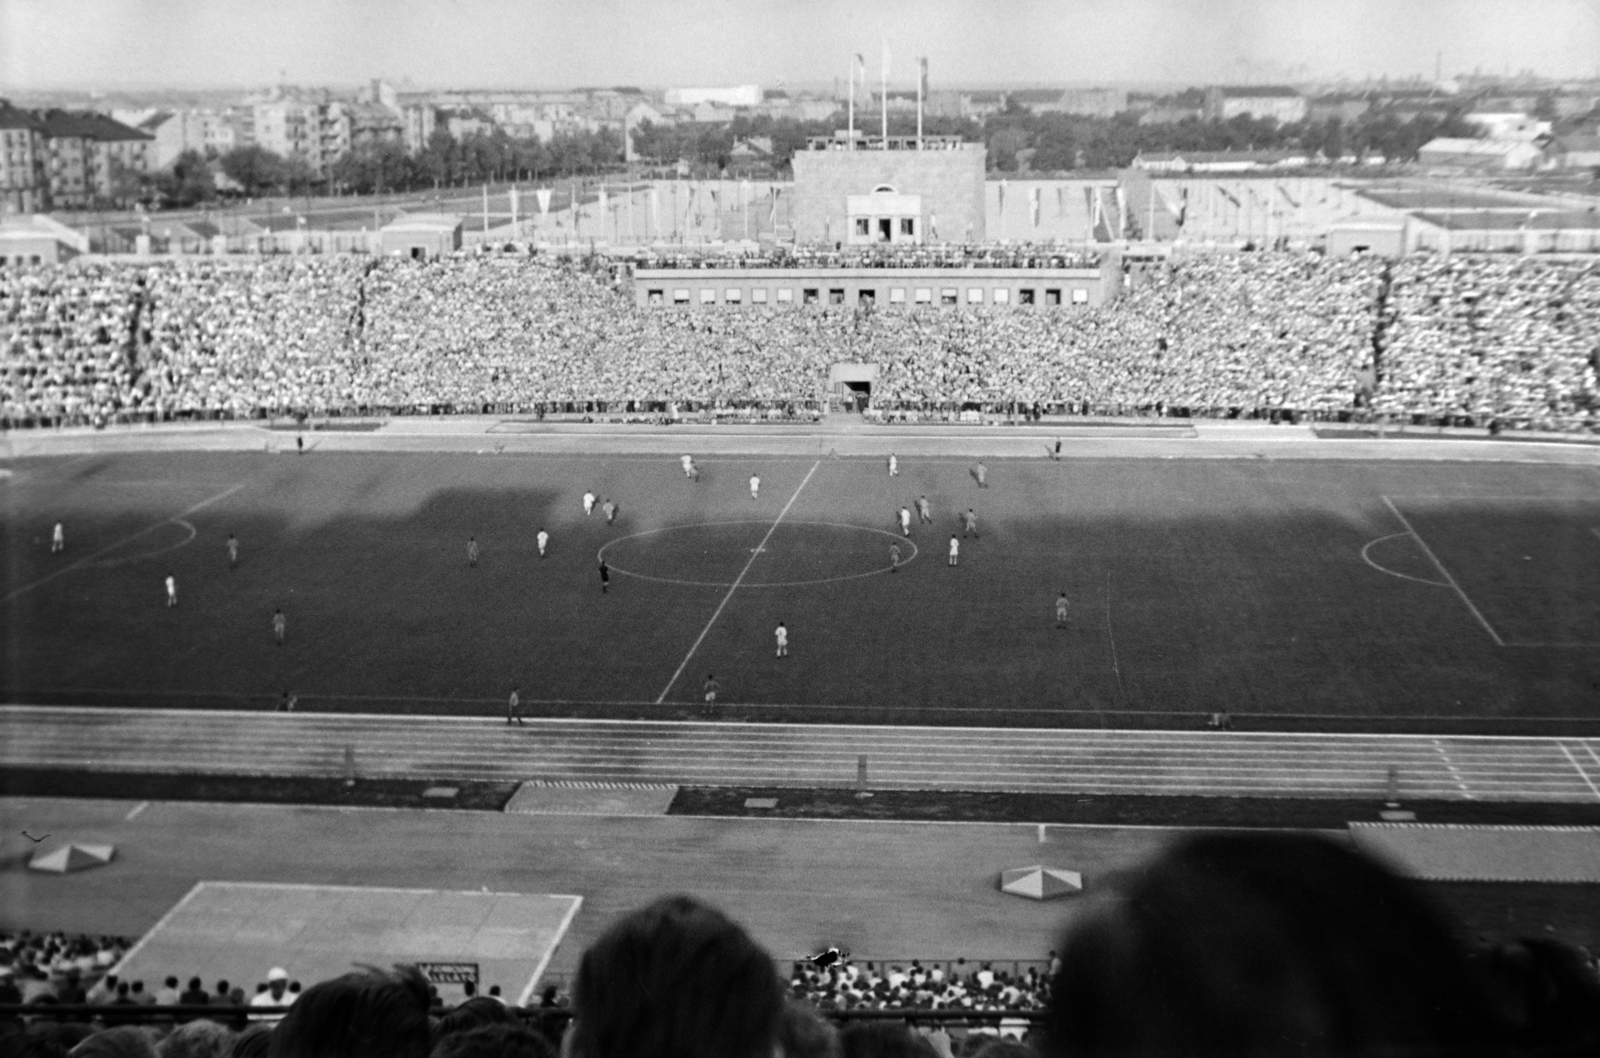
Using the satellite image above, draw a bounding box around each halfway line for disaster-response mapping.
[656,461,820,704]
[4,484,245,603]
[1381,495,1505,647]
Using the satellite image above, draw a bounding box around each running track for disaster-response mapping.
[5,707,1600,803]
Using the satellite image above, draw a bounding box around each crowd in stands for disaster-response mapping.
[788,959,1051,1015]
[3,250,1597,432]
[627,246,1102,271]
[4,833,1600,1058]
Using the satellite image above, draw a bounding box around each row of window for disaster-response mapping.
[0,255,48,266]
[646,286,1093,307]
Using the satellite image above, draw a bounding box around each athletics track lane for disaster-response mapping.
[4,707,1600,803]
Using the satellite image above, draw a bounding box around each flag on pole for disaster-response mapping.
[997,179,1006,216]
[881,39,891,80]
[1030,186,1041,228]
[536,189,552,215]
[855,53,866,84]
[650,187,660,238]
[769,187,779,229]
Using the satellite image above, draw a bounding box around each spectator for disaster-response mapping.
[567,895,783,1058]
[839,1022,940,1058]
[225,1025,271,1058]
[67,1025,158,1058]
[777,998,841,1058]
[248,971,290,1022]
[428,1023,555,1058]
[156,1020,233,1058]
[431,996,516,1046]
[267,964,430,1058]
[131,982,155,1006]
[178,979,209,1008]
[1040,832,1513,1058]
[155,979,182,1007]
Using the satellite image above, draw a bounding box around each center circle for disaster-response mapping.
[597,520,919,588]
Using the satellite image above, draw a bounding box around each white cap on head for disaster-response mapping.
[267,967,288,982]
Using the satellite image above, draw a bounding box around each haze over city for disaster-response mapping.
[4,0,1600,91]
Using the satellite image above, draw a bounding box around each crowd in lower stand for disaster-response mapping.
[2,251,1597,431]
[5,834,1600,1058]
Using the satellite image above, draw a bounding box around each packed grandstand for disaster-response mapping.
[3,250,1597,433]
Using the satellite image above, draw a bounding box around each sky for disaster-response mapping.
[3,0,1598,92]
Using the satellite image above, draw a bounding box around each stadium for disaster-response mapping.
[5,114,1600,1058]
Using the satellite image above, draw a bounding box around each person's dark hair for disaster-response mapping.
[777,999,841,1058]
[157,1019,234,1058]
[428,1023,556,1058]
[570,895,782,1058]
[67,1025,159,1058]
[968,1042,1035,1058]
[267,964,430,1058]
[1481,937,1600,1054]
[1042,832,1511,1058]
[838,1021,938,1058]
[226,1024,272,1058]
[431,997,517,1047]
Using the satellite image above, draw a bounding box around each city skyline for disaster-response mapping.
[3,0,1599,94]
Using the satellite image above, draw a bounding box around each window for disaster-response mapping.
[803,288,819,305]
[859,289,875,306]
[725,288,742,303]
[940,288,958,306]
[752,288,769,304]
[855,218,870,236]
[967,288,983,304]
[777,288,794,303]
[1019,289,1036,305]
[1045,289,1062,306]
[878,218,892,242]
[1072,288,1090,304]
[993,289,1009,304]
[915,288,933,304]
[900,218,915,236]
[829,288,845,305]
[699,289,715,304]
[647,289,664,305]
[889,288,906,304]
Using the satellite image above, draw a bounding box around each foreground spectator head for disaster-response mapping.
[432,997,517,1046]
[429,1023,555,1058]
[777,1000,840,1058]
[1482,937,1600,1054]
[1043,832,1509,1058]
[569,895,782,1058]
[68,1026,159,1058]
[227,1025,272,1058]
[267,964,430,1058]
[838,1022,938,1058]
[158,1020,234,1058]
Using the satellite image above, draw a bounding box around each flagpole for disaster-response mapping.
[848,59,855,147]
[880,40,888,145]
[916,57,924,149]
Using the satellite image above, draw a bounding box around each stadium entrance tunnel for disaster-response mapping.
[598,520,917,587]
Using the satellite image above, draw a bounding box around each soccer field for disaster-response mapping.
[4,448,1599,730]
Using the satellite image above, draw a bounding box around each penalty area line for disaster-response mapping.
[655,460,820,704]
[4,484,245,603]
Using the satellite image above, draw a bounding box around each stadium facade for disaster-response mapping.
[632,263,1117,310]
[790,135,987,246]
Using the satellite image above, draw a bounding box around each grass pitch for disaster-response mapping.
[4,450,1598,730]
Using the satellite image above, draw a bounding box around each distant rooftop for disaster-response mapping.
[1213,85,1301,98]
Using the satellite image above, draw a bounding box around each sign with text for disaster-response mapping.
[416,962,480,985]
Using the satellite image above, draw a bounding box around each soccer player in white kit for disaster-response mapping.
[51,522,65,553]
[536,529,549,557]
[774,622,788,657]
[681,455,694,478]
[899,507,911,537]
[583,491,596,516]
[948,536,959,566]
[165,575,178,607]
[888,454,898,476]
[750,474,760,500]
